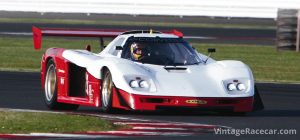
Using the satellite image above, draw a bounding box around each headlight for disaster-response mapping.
[237,83,246,91]
[129,79,150,89]
[223,79,250,94]
[129,80,139,88]
[227,83,236,91]
[125,75,156,92]
[139,80,149,88]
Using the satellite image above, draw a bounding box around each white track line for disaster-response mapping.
[184,36,216,39]
[0,32,32,36]
[132,127,188,130]
[103,131,192,136]
[114,122,217,127]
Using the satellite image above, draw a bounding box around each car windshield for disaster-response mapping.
[121,37,202,66]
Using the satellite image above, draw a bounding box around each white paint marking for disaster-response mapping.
[104,131,192,136]
[132,127,188,130]
[184,36,216,39]
[114,122,216,127]
[0,32,32,36]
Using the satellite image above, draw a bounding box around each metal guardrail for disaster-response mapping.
[0,0,300,18]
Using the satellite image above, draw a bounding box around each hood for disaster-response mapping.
[134,61,253,97]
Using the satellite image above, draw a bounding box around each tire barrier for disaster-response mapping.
[277,9,300,52]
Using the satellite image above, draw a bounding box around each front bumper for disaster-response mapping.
[113,89,254,112]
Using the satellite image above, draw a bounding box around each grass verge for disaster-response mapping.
[0,110,122,134]
[0,18,275,29]
[0,36,299,83]
[0,37,103,71]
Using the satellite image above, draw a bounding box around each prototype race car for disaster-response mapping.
[33,26,263,114]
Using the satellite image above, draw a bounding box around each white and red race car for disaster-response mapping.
[33,26,263,114]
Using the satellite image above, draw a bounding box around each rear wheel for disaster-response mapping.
[44,59,79,110]
[101,69,114,113]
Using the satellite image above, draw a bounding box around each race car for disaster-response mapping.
[33,26,264,114]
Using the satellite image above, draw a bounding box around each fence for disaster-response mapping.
[0,0,300,18]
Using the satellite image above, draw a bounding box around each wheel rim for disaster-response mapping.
[102,72,113,107]
[45,64,56,101]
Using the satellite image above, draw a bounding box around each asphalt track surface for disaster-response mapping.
[0,71,299,139]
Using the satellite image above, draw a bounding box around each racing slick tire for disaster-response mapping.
[101,69,115,113]
[253,85,264,111]
[44,59,79,110]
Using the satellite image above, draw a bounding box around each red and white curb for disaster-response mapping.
[0,108,230,138]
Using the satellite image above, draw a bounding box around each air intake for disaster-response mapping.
[164,67,187,73]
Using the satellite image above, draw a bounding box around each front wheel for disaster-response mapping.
[253,85,264,111]
[101,69,114,113]
[44,59,79,110]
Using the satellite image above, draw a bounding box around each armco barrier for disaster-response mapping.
[0,0,300,18]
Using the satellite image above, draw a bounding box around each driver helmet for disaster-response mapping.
[130,42,147,60]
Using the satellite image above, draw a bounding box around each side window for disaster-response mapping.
[121,41,132,59]
[114,37,125,46]
[109,37,125,56]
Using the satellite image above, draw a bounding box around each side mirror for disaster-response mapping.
[208,48,216,53]
[204,48,216,64]
[116,46,123,50]
[85,44,91,52]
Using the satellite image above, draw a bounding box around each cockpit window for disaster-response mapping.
[108,37,125,55]
[121,37,201,66]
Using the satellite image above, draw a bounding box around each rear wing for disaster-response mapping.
[32,26,125,50]
[32,26,183,50]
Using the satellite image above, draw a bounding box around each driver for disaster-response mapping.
[130,42,148,61]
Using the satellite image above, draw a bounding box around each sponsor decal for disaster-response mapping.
[60,77,64,85]
[85,73,94,102]
[88,84,94,102]
[186,99,207,104]
[58,69,65,73]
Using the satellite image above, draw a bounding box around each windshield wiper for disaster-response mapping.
[193,62,201,65]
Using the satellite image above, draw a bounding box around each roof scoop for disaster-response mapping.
[204,48,216,64]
